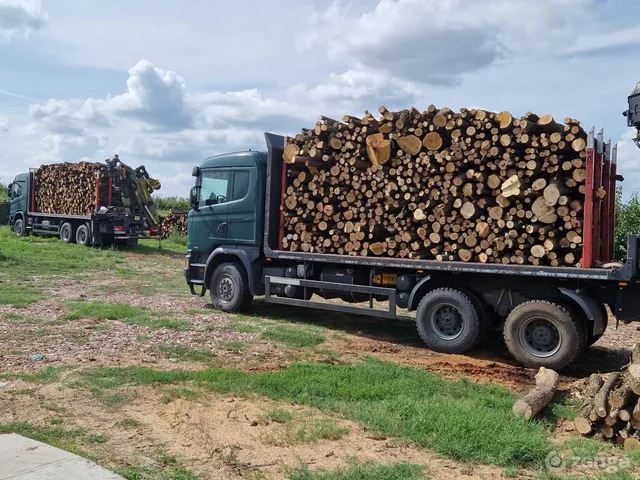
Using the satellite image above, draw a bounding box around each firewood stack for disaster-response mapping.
[575,345,640,450]
[35,162,103,216]
[282,106,594,266]
[161,210,188,238]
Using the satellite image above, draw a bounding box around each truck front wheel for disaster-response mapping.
[60,223,75,243]
[76,223,91,246]
[416,288,483,354]
[503,300,585,369]
[210,262,253,313]
[13,219,26,237]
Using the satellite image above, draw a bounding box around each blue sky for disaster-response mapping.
[1,0,640,197]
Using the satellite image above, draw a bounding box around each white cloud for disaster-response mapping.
[0,0,47,40]
[0,115,9,131]
[99,60,194,130]
[39,129,109,163]
[29,98,112,135]
[300,0,591,85]
[116,128,263,164]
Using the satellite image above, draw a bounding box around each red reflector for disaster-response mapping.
[149,228,157,234]
[114,226,125,233]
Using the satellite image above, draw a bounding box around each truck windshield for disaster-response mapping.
[200,170,230,206]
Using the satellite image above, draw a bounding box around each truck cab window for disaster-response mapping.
[201,170,230,206]
[232,170,250,201]
[11,183,22,198]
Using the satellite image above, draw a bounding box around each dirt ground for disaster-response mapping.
[1,249,639,479]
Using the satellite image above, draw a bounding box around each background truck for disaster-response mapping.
[184,95,640,370]
[8,156,161,246]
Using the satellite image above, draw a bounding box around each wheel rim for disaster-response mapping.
[218,275,235,303]
[519,317,562,358]
[78,229,87,244]
[62,227,70,241]
[429,303,464,340]
[16,222,23,235]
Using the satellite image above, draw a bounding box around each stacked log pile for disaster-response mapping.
[161,210,188,238]
[34,162,103,216]
[282,106,595,266]
[574,345,640,450]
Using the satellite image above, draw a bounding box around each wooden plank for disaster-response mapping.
[592,129,603,264]
[582,128,596,268]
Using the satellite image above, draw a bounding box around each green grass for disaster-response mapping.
[91,388,138,408]
[0,282,44,307]
[0,422,90,457]
[116,449,198,480]
[258,408,294,425]
[63,301,151,321]
[63,301,191,330]
[78,358,551,467]
[262,325,325,348]
[85,433,109,444]
[219,322,262,334]
[0,226,186,300]
[160,387,201,404]
[218,340,248,352]
[289,461,426,480]
[0,367,65,383]
[117,418,142,429]
[49,417,63,425]
[266,419,350,446]
[158,345,215,363]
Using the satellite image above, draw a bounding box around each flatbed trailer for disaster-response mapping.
[184,131,640,370]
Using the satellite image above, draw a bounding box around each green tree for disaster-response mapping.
[615,187,640,260]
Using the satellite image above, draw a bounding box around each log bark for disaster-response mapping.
[575,373,604,435]
[595,373,621,418]
[512,367,559,420]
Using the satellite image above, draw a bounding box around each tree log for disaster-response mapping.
[512,367,559,420]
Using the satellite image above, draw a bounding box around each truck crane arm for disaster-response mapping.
[624,81,640,148]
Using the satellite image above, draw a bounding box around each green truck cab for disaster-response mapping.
[184,133,640,371]
[8,173,29,235]
[184,150,267,307]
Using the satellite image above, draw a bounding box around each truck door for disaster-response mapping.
[10,176,28,216]
[196,169,231,247]
[227,168,258,244]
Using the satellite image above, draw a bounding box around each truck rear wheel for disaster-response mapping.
[76,223,91,246]
[210,262,253,313]
[60,223,75,243]
[13,219,25,237]
[503,300,585,369]
[416,288,483,354]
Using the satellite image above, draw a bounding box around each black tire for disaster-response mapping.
[76,223,91,246]
[416,288,483,354]
[60,222,75,243]
[504,300,585,369]
[209,262,253,313]
[13,218,26,237]
[459,288,493,340]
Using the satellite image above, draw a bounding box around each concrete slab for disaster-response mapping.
[0,434,124,480]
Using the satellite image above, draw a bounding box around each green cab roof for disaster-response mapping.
[200,151,266,169]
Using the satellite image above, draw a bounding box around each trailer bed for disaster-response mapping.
[264,248,630,281]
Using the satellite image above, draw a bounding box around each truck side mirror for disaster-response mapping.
[190,186,201,211]
[192,166,200,177]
